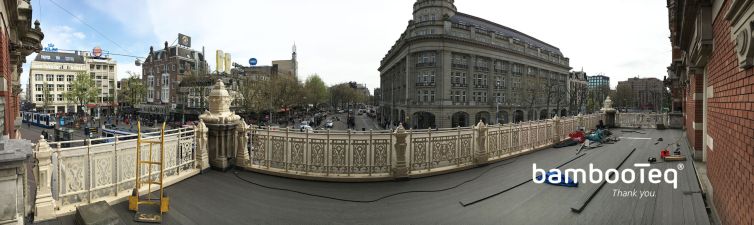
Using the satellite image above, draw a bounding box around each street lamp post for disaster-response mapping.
[496,101,500,125]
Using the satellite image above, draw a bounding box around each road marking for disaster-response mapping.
[634,163,651,167]
[619,137,652,140]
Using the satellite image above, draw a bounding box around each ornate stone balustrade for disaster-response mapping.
[241,114,605,181]
[616,113,669,128]
[33,128,198,219]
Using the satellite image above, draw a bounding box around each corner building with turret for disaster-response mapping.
[379,0,572,129]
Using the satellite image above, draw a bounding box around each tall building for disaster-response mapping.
[27,49,118,116]
[587,74,610,89]
[272,44,298,79]
[587,74,610,111]
[27,51,86,113]
[379,0,571,129]
[84,48,118,117]
[140,40,209,120]
[567,71,588,115]
[615,77,665,111]
[666,0,753,224]
[175,49,295,120]
[1,1,43,138]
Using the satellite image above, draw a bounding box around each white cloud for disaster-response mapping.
[117,62,141,80]
[82,0,153,38]
[42,25,88,50]
[72,32,86,39]
[22,25,90,88]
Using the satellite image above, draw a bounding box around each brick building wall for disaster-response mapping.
[686,71,704,154]
[0,29,10,138]
[703,1,754,224]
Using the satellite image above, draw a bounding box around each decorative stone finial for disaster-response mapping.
[198,79,240,124]
[602,96,613,110]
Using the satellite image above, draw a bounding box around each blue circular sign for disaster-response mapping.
[249,58,257,66]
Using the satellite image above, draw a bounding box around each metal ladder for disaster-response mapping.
[129,121,169,223]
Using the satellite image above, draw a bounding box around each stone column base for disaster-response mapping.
[392,167,409,180]
[474,154,489,166]
[33,193,56,222]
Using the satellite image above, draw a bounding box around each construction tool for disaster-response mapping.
[128,121,169,223]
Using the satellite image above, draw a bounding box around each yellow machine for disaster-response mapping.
[128,121,169,223]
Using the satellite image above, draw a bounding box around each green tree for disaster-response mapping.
[269,75,302,123]
[614,84,634,111]
[239,77,272,114]
[303,74,329,107]
[586,90,596,113]
[521,75,544,120]
[41,82,52,113]
[118,71,147,112]
[64,72,99,120]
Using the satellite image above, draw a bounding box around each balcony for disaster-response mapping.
[451,83,468,88]
[474,66,489,72]
[415,82,435,87]
[474,84,488,89]
[452,64,468,69]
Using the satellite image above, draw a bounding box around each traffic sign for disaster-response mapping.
[249,58,257,66]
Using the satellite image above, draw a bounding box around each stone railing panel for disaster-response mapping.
[242,114,604,181]
[617,113,668,128]
[40,128,197,216]
[247,128,395,178]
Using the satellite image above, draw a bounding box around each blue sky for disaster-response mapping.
[23,0,671,91]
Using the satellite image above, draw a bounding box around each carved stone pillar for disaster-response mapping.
[235,119,251,167]
[194,120,210,171]
[199,79,242,171]
[392,124,408,180]
[473,121,489,166]
[33,136,55,222]
[552,116,562,143]
[601,96,617,128]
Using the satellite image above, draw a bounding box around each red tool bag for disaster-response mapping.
[660,149,671,158]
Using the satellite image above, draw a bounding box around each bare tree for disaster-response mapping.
[521,75,544,121]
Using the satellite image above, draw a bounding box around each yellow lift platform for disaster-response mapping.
[128,121,169,223]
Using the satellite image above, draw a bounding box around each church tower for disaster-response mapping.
[292,43,298,78]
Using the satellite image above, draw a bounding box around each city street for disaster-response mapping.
[316,112,382,131]
[19,119,166,143]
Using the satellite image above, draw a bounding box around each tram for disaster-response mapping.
[21,111,55,129]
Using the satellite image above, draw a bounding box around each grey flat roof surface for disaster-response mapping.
[37,129,710,225]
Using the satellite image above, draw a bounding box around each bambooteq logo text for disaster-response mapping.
[532,163,679,189]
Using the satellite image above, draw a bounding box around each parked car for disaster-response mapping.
[299,125,313,133]
[324,120,334,128]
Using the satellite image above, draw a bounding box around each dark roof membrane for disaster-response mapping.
[450,12,562,55]
[34,51,85,64]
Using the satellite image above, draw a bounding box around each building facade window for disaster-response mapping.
[35,74,43,81]
[46,74,54,82]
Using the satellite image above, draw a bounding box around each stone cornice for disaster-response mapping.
[379,34,570,72]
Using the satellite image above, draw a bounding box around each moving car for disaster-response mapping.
[299,121,310,129]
